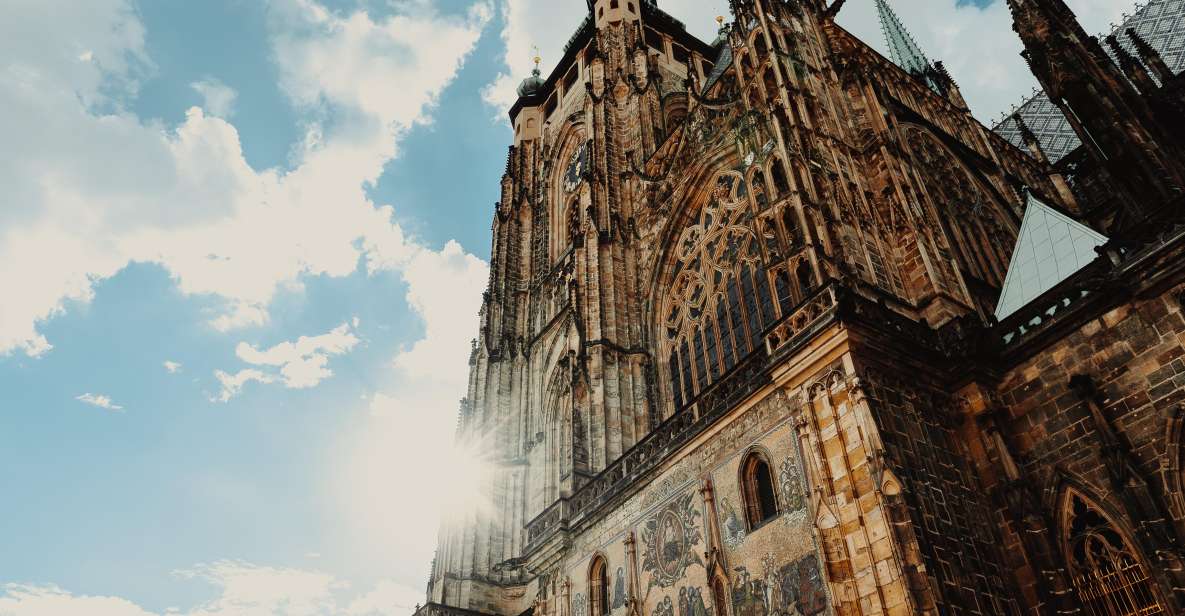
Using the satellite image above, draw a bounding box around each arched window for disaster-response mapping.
[711,576,730,616]
[774,107,791,145]
[751,170,768,209]
[662,172,788,412]
[589,556,610,616]
[567,198,581,246]
[753,33,769,61]
[1061,490,1166,615]
[762,67,777,100]
[741,452,779,528]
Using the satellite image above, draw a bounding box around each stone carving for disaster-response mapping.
[573,593,587,616]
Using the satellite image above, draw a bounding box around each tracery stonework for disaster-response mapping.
[420,1,1185,615]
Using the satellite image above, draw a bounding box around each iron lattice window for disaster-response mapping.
[1062,490,1166,616]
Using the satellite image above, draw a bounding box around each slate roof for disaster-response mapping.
[992,0,1185,162]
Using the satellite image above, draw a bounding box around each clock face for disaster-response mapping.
[563,143,587,193]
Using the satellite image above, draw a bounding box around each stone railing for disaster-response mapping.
[765,284,840,355]
[996,259,1110,351]
[524,341,776,550]
[522,282,859,550]
[524,497,569,549]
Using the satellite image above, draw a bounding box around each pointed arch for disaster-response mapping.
[550,123,589,261]
[899,123,1019,297]
[589,553,610,616]
[740,448,780,530]
[1056,484,1168,615]
[1162,406,1185,522]
[710,574,730,616]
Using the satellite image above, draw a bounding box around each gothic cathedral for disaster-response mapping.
[419,0,1185,613]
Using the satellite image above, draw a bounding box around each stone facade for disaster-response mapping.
[419,0,1185,614]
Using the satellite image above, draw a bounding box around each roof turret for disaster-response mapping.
[516,53,545,98]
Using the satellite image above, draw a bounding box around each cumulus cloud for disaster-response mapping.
[75,393,125,411]
[163,360,183,373]
[0,563,423,616]
[212,368,277,402]
[0,0,491,357]
[0,584,155,616]
[480,0,1128,123]
[190,78,237,118]
[212,321,361,402]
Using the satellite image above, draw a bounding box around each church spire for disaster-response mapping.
[875,0,959,99]
[875,0,931,77]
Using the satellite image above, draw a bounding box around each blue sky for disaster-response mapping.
[0,0,1128,614]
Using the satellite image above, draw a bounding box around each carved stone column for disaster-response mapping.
[624,532,641,616]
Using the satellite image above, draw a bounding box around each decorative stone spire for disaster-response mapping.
[1006,0,1185,228]
[1126,27,1175,83]
[874,0,957,98]
[1105,34,1158,95]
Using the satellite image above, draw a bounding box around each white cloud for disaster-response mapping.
[0,564,423,616]
[176,561,342,616]
[0,584,155,616]
[164,360,183,373]
[212,320,363,401]
[333,239,488,576]
[76,392,125,411]
[190,78,237,118]
[212,368,276,403]
[481,0,1127,123]
[344,579,422,616]
[0,0,491,357]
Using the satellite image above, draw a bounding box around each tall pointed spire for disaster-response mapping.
[875,0,931,77]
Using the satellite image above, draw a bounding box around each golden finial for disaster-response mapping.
[716,15,725,25]
[532,45,542,70]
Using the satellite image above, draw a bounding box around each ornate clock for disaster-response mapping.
[563,142,588,193]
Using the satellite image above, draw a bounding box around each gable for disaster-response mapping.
[995,194,1107,319]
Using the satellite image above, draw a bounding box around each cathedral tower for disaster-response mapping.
[420,2,1185,615]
